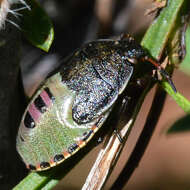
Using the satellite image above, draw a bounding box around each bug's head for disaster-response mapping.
[119,36,147,64]
[119,34,177,93]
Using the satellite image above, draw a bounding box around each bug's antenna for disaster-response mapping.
[142,56,177,93]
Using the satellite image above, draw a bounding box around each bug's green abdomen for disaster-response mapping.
[17,73,110,170]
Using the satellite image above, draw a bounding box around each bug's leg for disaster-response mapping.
[114,129,123,143]
[180,16,187,59]
[113,96,129,143]
[142,56,177,93]
[96,137,103,144]
[180,14,190,60]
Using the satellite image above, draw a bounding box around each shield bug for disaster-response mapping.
[16,34,176,171]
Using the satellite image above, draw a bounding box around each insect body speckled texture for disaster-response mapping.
[16,35,176,171]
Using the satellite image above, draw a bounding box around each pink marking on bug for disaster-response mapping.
[40,90,52,107]
[28,103,41,122]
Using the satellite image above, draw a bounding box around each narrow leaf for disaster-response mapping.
[141,0,184,59]
[21,0,54,52]
[13,172,49,190]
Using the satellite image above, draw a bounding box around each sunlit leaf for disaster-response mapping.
[142,0,184,59]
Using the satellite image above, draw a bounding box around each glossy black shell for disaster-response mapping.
[60,37,146,124]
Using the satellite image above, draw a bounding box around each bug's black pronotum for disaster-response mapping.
[16,34,176,171]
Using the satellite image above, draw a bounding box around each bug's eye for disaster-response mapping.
[126,57,138,64]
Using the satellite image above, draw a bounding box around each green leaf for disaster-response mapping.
[13,172,49,190]
[180,20,190,75]
[141,0,184,59]
[21,0,54,52]
[167,115,190,134]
